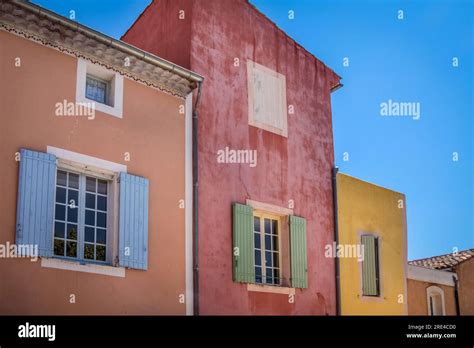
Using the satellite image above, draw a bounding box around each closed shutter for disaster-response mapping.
[361,235,380,296]
[289,215,308,288]
[118,172,149,270]
[232,203,254,283]
[16,149,56,257]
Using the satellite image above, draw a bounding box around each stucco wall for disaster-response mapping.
[337,173,407,315]
[456,258,474,315]
[124,0,340,315]
[407,279,456,315]
[121,0,192,69]
[0,31,187,314]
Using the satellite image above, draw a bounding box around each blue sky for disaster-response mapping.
[32,0,473,260]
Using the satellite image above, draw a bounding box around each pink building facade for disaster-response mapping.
[124,0,341,315]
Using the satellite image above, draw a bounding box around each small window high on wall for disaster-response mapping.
[76,58,124,118]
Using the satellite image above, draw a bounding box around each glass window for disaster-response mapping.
[427,286,445,315]
[86,75,109,105]
[83,176,108,262]
[53,170,109,263]
[54,171,79,258]
[253,214,281,285]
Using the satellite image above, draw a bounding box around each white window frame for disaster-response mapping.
[253,212,283,286]
[86,74,110,105]
[76,58,124,118]
[426,286,446,315]
[53,165,116,265]
[45,146,127,274]
[247,60,288,137]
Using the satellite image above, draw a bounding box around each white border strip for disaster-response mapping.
[41,258,125,277]
[247,283,295,295]
[246,199,293,216]
[185,93,193,315]
[407,264,455,286]
[47,146,127,173]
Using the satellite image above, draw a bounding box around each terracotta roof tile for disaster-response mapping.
[409,248,474,270]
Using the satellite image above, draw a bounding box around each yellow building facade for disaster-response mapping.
[336,173,407,315]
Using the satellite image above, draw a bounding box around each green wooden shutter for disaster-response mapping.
[290,215,308,288]
[361,235,379,296]
[232,203,254,283]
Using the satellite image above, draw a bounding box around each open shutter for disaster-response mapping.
[290,215,308,288]
[361,235,379,296]
[16,149,56,257]
[118,172,149,270]
[232,203,254,283]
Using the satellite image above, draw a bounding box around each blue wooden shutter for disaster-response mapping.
[16,149,56,257]
[118,172,149,270]
[289,215,308,288]
[232,203,255,283]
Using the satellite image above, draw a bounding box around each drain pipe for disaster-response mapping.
[192,81,203,316]
[453,274,460,316]
[332,167,341,316]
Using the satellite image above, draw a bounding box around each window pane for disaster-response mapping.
[68,173,79,189]
[264,219,271,234]
[97,212,106,228]
[254,232,261,249]
[266,268,272,284]
[255,266,262,283]
[254,249,261,266]
[68,189,78,207]
[85,209,95,226]
[265,234,271,251]
[253,216,260,232]
[96,228,106,244]
[97,195,107,211]
[56,187,66,204]
[55,204,65,221]
[84,243,94,259]
[67,224,78,240]
[86,76,107,104]
[66,241,77,257]
[96,245,106,261]
[273,269,280,284]
[67,206,78,223]
[265,251,271,266]
[54,239,64,256]
[97,180,107,194]
[273,252,279,267]
[85,226,95,243]
[86,193,95,209]
[57,171,67,187]
[272,235,278,251]
[272,220,278,235]
[54,222,65,238]
[86,177,96,192]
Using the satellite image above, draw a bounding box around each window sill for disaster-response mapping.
[83,96,123,119]
[359,294,385,302]
[41,257,125,278]
[247,283,295,295]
